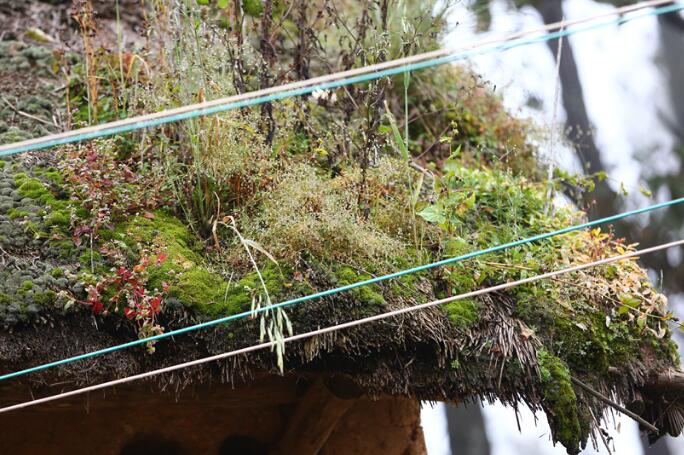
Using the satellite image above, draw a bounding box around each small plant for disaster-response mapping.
[59,141,167,243]
[83,253,169,352]
[221,216,292,372]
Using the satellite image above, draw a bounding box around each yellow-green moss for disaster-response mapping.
[44,210,71,228]
[336,266,386,307]
[34,290,57,306]
[538,350,587,454]
[15,176,52,201]
[203,263,289,317]
[114,211,289,318]
[170,267,229,310]
[8,208,29,219]
[443,298,481,330]
[50,268,64,278]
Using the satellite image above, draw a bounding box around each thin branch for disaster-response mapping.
[0,96,55,127]
[570,376,659,433]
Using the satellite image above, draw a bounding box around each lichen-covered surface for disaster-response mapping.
[0,2,682,453]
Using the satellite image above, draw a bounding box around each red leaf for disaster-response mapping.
[143,212,155,219]
[150,296,162,312]
[92,301,104,315]
[156,253,168,265]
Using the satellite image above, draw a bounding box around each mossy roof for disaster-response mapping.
[0,26,683,455]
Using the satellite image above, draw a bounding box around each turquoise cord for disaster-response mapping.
[2,196,683,381]
[0,2,682,156]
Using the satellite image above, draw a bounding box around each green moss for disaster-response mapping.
[0,161,6,168]
[34,290,57,306]
[443,298,481,330]
[170,267,235,313]
[49,239,78,258]
[79,250,106,273]
[24,221,47,238]
[116,211,282,317]
[552,317,610,374]
[16,176,51,201]
[45,210,71,228]
[50,268,64,278]
[12,173,71,218]
[116,211,199,257]
[336,266,386,307]
[8,208,29,219]
[538,350,587,454]
[20,280,34,292]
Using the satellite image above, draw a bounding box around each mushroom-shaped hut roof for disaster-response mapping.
[0,1,683,454]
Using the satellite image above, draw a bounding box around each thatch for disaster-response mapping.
[0,2,683,454]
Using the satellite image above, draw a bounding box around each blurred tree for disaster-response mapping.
[446,402,491,455]
[468,1,684,293]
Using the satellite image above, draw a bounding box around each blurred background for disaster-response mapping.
[422,0,684,453]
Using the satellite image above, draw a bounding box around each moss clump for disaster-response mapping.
[34,290,57,306]
[49,239,78,259]
[200,263,291,317]
[15,176,51,201]
[538,350,587,454]
[50,268,64,278]
[8,208,29,219]
[41,170,63,185]
[443,298,481,330]
[44,210,71,228]
[116,212,287,318]
[336,266,386,307]
[170,267,230,311]
[78,250,107,273]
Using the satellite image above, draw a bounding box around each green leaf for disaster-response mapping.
[384,102,409,161]
[637,315,647,330]
[619,293,641,308]
[217,0,229,7]
[417,204,446,224]
[449,144,462,160]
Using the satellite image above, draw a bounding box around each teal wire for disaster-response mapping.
[1,2,682,157]
[2,196,683,381]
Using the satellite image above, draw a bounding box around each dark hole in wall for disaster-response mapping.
[120,433,186,455]
[218,435,268,455]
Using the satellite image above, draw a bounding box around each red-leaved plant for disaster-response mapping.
[83,253,169,352]
[59,142,169,245]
